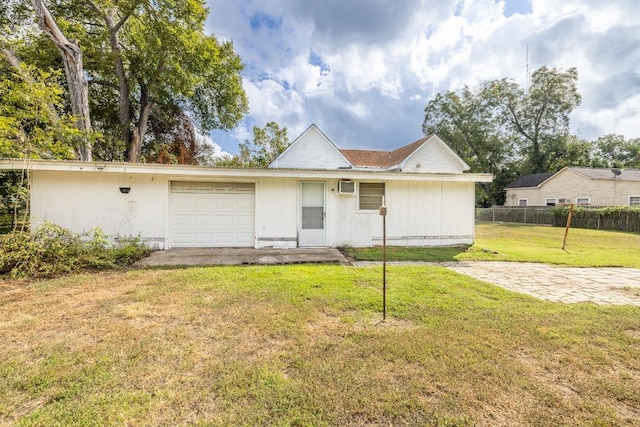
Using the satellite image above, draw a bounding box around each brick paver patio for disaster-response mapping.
[353,261,640,306]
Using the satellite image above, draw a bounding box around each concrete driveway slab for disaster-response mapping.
[137,248,348,267]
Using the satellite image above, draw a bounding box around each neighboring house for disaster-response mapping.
[0,124,492,249]
[505,166,640,207]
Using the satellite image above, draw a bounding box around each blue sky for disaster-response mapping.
[205,0,640,155]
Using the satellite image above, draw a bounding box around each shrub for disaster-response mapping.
[553,206,640,232]
[0,222,149,278]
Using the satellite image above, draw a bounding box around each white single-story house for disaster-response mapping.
[0,124,492,249]
[505,166,640,207]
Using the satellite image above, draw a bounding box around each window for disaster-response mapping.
[518,199,528,207]
[558,198,571,205]
[545,198,557,206]
[359,183,385,210]
[630,196,640,206]
[576,197,590,205]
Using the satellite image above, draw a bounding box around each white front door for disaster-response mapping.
[299,181,325,247]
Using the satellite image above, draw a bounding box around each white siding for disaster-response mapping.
[401,136,469,173]
[270,125,351,169]
[328,178,382,247]
[29,170,478,250]
[326,179,475,247]
[255,177,298,248]
[31,170,167,249]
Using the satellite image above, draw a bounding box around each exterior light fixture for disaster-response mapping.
[119,187,131,194]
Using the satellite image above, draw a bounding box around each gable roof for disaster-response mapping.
[506,167,640,190]
[269,124,352,169]
[568,167,640,181]
[339,137,427,169]
[505,172,555,189]
[270,125,471,173]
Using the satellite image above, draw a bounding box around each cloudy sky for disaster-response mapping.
[205,0,640,155]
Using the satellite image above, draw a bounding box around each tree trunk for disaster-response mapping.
[127,85,152,162]
[31,0,92,162]
[103,10,132,157]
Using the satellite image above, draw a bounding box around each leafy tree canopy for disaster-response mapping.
[423,65,638,206]
[1,0,248,163]
[215,122,290,168]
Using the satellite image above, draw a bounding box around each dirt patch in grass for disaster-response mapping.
[621,286,640,297]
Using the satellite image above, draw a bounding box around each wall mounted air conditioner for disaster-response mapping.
[338,180,355,194]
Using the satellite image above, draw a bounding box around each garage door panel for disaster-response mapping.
[171,182,255,247]
[171,194,193,210]
[235,232,254,245]
[172,233,192,244]
[195,196,215,209]
[215,214,234,226]
[214,232,233,244]
[235,214,254,226]
[194,214,214,225]
[216,196,235,208]
[172,214,192,226]
[236,197,254,209]
[194,232,214,244]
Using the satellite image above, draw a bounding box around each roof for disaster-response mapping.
[0,158,494,183]
[505,172,555,189]
[340,137,429,169]
[568,167,640,181]
[506,167,640,190]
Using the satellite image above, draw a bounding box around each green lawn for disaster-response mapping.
[1,265,639,426]
[345,222,640,267]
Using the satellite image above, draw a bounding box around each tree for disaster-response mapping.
[216,122,290,168]
[2,0,248,163]
[30,0,92,161]
[75,0,248,162]
[423,85,516,205]
[0,63,78,159]
[486,66,581,173]
[593,134,640,168]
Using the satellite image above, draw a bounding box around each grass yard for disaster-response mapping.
[345,222,640,267]
[1,265,639,426]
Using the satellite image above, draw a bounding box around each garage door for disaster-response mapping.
[170,181,255,247]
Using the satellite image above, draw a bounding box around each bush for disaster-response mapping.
[0,222,149,278]
[552,206,640,232]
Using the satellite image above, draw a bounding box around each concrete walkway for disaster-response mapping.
[137,247,348,267]
[354,261,640,306]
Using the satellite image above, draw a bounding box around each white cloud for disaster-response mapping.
[206,0,640,153]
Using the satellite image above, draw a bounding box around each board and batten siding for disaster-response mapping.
[255,177,298,248]
[506,169,640,206]
[30,170,168,248]
[327,179,474,247]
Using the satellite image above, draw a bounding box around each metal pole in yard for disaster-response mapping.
[562,204,575,250]
[379,197,387,321]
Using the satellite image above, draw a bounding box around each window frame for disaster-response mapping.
[629,196,640,206]
[518,199,528,207]
[358,182,385,212]
[576,197,590,206]
[545,198,557,206]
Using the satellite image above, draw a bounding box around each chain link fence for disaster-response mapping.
[477,206,640,233]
